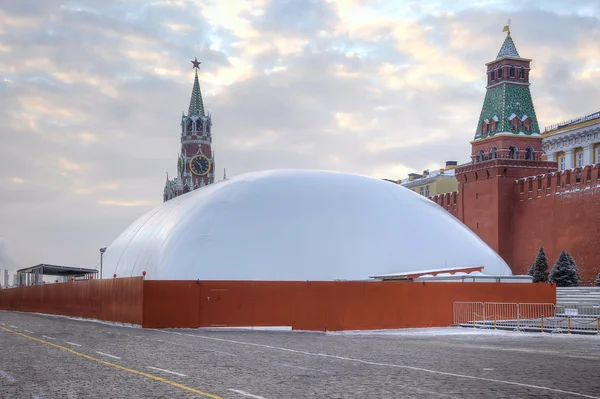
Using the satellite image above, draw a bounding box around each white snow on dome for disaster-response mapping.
[101,170,511,280]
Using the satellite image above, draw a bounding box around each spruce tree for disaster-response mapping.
[548,250,580,287]
[527,247,549,283]
[595,273,600,287]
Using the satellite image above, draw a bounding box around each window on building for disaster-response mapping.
[576,151,584,168]
[509,66,515,77]
[491,70,495,80]
[511,118,520,131]
[481,122,489,134]
[596,147,600,164]
[496,68,502,78]
[558,155,566,171]
[519,68,525,79]
[419,187,424,196]
[509,146,518,159]
[489,147,497,159]
[477,149,485,162]
[525,147,534,160]
[425,185,430,197]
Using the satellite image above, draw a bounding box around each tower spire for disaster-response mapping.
[474,23,538,141]
[164,58,215,202]
[188,58,205,117]
[497,20,520,59]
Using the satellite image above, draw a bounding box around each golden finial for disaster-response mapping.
[502,18,511,36]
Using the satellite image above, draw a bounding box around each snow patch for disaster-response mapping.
[2,311,143,328]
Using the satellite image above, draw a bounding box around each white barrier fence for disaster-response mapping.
[453,302,600,334]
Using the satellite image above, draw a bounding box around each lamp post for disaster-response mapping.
[99,247,106,279]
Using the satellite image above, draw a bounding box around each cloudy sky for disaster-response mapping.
[0,0,599,273]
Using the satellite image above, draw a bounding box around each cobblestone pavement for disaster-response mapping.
[1,311,600,399]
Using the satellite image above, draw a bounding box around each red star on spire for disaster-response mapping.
[191,57,201,69]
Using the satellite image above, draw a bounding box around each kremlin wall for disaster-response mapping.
[441,162,600,285]
[423,30,600,285]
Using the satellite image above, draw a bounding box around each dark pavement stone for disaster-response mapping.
[1,311,599,399]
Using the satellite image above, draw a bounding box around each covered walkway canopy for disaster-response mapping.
[17,264,98,286]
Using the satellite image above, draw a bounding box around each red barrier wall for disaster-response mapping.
[141,280,556,331]
[2,279,555,331]
[143,280,200,328]
[0,277,143,325]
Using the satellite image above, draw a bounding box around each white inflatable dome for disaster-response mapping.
[101,170,511,280]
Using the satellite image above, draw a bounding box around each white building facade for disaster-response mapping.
[542,111,600,170]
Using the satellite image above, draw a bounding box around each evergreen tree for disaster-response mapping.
[548,251,580,287]
[595,273,600,287]
[527,247,549,283]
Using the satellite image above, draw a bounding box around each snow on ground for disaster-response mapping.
[4,311,598,340]
[329,326,600,340]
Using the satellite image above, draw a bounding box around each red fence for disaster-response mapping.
[1,279,556,331]
[0,277,143,325]
[141,280,555,330]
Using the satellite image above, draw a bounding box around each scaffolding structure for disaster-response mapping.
[16,264,98,286]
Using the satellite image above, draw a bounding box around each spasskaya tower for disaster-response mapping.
[163,58,215,202]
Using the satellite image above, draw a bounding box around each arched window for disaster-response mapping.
[186,119,193,132]
[195,120,204,134]
[509,146,518,160]
[477,150,485,162]
[489,147,497,159]
[525,147,534,160]
[519,68,525,79]
[509,66,515,77]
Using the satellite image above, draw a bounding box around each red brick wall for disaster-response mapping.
[436,164,600,285]
[430,191,458,218]
[453,159,556,262]
[510,166,600,285]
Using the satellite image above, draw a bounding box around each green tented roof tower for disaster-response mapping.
[473,26,541,142]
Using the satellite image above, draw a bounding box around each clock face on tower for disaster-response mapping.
[189,155,211,176]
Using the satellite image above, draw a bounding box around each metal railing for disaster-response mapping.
[557,287,600,306]
[544,111,600,133]
[453,302,600,335]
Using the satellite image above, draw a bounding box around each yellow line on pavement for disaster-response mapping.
[0,326,222,399]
